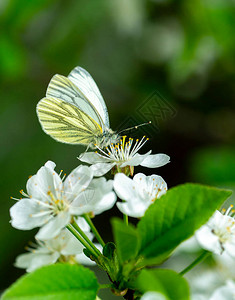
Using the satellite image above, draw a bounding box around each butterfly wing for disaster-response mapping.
[68,66,110,128]
[46,73,105,130]
[36,97,103,145]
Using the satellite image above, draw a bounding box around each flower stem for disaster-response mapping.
[180,251,211,276]
[71,221,101,256]
[124,214,128,226]
[66,224,99,259]
[84,214,105,247]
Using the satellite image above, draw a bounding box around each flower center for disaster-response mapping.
[212,205,235,244]
[95,135,149,163]
[47,190,68,214]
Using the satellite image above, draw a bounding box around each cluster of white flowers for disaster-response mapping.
[10,161,116,240]
[10,138,170,272]
[15,218,97,272]
[195,206,235,257]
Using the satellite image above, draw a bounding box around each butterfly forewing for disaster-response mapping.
[68,67,110,128]
[46,74,105,130]
[37,97,103,145]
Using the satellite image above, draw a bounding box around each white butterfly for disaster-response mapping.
[36,66,120,149]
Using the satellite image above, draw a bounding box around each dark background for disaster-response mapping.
[0,0,234,298]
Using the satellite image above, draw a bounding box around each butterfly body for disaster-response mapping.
[37,66,120,149]
[93,128,120,149]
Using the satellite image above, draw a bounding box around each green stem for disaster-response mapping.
[84,214,105,247]
[66,224,98,259]
[124,214,128,226]
[180,251,211,276]
[71,221,101,256]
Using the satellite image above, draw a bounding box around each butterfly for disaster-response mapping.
[36,66,120,149]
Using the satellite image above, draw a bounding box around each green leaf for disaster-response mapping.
[112,218,140,263]
[103,242,116,259]
[2,264,99,300]
[138,183,232,261]
[135,269,190,300]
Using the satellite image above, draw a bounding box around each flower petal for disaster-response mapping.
[78,152,108,164]
[36,212,71,240]
[26,161,62,200]
[70,178,115,215]
[64,165,93,201]
[15,252,59,273]
[120,151,151,168]
[10,199,51,230]
[140,154,170,168]
[90,162,115,176]
[92,192,116,215]
[113,173,138,201]
[116,200,149,218]
[195,225,222,254]
[61,230,85,255]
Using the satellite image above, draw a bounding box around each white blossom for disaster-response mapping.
[210,280,235,300]
[69,177,116,216]
[79,136,170,176]
[113,173,167,218]
[10,161,114,240]
[15,218,93,272]
[196,206,235,257]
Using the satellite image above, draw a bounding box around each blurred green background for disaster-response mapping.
[0,0,235,297]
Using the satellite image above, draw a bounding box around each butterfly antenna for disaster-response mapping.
[118,121,152,134]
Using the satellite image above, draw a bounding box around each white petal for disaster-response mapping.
[92,191,116,215]
[44,160,56,170]
[113,173,138,201]
[78,152,108,164]
[116,200,149,218]
[10,199,51,230]
[141,153,170,168]
[36,212,71,240]
[70,178,115,215]
[61,230,84,255]
[26,162,62,200]
[64,165,93,201]
[120,151,151,167]
[90,162,114,176]
[75,217,90,232]
[15,252,59,273]
[195,225,222,254]
[210,281,235,300]
[224,242,235,258]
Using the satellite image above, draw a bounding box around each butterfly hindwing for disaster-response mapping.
[36,97,103,145]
